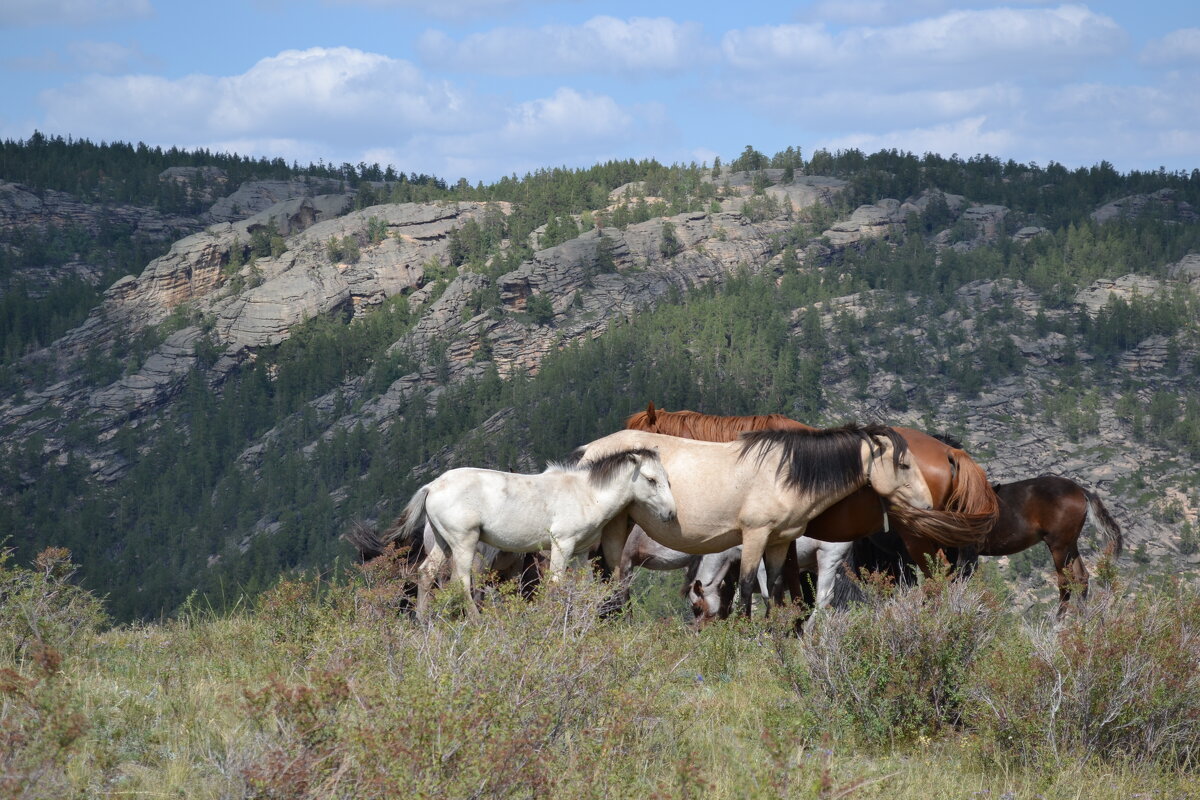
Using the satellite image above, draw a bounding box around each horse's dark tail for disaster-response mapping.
[343,518,391,562]
[1085,489,1123,558]
[343,486,430,564]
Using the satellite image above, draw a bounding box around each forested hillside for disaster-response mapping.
[2,136,1199,620]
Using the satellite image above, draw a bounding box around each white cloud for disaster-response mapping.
[818,116,1017,160]
[34,47,665,181]
[723,5,1125,75]
[1141,28,1200,66]
[322,0,567,23]
[415,88,669,176]
[812,77,1200,172]
[418,16,710,76]
[804,0,1057,26]
[40,47,480,148]
[0,0,152,27]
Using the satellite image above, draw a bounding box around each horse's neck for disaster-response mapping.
[581,466,639,517]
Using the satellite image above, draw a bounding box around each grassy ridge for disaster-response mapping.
[3,548,1198,798]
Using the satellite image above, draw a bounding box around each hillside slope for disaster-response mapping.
[2,147,1199,619]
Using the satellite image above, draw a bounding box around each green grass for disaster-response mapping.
[3,549,1199,799]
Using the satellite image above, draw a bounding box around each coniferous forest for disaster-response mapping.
[1,134,1200,621]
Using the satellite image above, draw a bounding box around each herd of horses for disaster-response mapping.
[348,403,1124,623]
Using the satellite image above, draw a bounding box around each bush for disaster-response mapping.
[968,584,1200,766]
[237,574,685,799]
[0,547,107,664]
[771,570,1003,745]
[0,547,103,798]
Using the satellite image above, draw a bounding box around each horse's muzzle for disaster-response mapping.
[660,510,678,523]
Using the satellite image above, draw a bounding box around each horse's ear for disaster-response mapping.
[646,401,657,424]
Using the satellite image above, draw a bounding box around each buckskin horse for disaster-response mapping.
[572,424,935,616]
[625,403,999,552]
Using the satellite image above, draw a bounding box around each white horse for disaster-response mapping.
[573,424,933,616]
[687,537,854,624]
[398,447,677,617]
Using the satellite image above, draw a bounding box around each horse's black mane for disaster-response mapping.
[929,431,965,449]
[737,424,907,495]
[578,447,659,486]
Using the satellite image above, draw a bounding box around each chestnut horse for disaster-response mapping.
[625,403,999,552]
[854,474,1123,617]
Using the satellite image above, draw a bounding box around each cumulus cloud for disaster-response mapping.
[723,5,1125,76]
[418,16,710,76]
[0,0,152,27]
[35,47,666,180]
[412,88,672,177]
[1141,28,1200,66]
[40,47,479,147]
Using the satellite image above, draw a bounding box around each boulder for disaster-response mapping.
[1074,274,1163,316]
[1167,252,1200,283]
[1091,188,1199,224]
[206,177,347,223]
[88,327,202,419]
[822,199,903,246]
[219,267,353,347]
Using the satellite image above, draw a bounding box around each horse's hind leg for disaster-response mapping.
[417,538,449,620]
[1049,541,1086,619]
[447,529,482,619]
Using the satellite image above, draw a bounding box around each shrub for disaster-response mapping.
[0,548,101,798]
[525,292,555,325]
[968,584,1200,766]
[772,570,1004,745]
[237,574,684,799]
[0,547,107,664]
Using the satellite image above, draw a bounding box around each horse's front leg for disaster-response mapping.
[738,529,771,617]
[546,535,575,586]
[599,515,633,582]
[762,540,793,612]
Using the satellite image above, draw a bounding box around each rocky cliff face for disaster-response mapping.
[4,165,1198,614]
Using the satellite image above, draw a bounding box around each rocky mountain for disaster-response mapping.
[3,155,1198,618]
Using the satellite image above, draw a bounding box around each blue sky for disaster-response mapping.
[1,1,1197,183]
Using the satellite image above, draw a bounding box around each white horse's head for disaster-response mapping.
[865,433,933,510]
[630,450,677,523]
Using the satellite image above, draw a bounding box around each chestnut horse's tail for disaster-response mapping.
[1084,489,1123,558]
[886,449,1000,547]
[945,449,1000,520]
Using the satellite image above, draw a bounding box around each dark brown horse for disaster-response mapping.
[625,403,999,550]
[851,474,1123,617]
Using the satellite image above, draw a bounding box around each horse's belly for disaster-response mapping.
[630,512,743,555]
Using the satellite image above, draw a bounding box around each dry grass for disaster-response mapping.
[2,548,1198,799]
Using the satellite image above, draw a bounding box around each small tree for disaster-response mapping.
[525,293,554,325]
[660,221,681,258]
